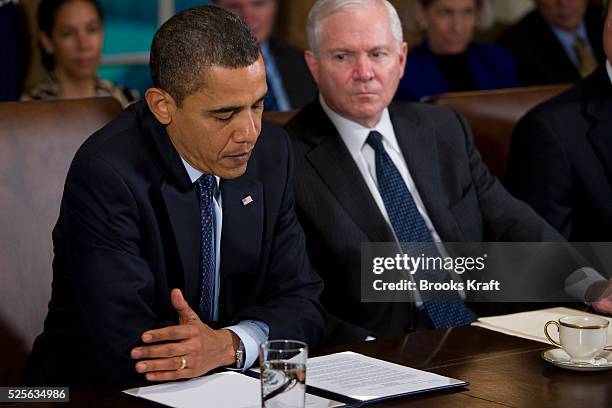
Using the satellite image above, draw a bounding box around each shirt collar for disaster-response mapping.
[259,40,271,59]
[319,94,399,155]
[180,157,220,190]
[607,60,612,86]
[551,21,588,46]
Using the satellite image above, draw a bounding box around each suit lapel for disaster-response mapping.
[585,68,612,183]
[530,11,580,80]
[299,102,394,242]
[141,102,202,307]
[585,6,606,62]
[218,176,263,312]
[389,103,463,241]
[141,101,265,313]
[161,179,201,307]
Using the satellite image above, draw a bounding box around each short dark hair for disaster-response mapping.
[37,0,104,70]
[605,0,610,18]
[149,6,260,106]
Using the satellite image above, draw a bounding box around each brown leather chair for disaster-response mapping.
[424,84,570,180]
[263,110,298,127]
[0,97,122,385]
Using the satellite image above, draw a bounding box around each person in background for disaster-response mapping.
[506,0,612,242]
[395,0,519,101]
[212,0,317,111]
[500,0,605,86]
[20,0,138,108]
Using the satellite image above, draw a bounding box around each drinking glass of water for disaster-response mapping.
[259,340,307,408]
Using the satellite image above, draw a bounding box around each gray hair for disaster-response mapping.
[307,0,404,54]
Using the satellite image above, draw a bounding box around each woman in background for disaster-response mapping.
[21,0,138,107]
[396,0,519,101]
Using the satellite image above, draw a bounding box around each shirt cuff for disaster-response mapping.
[225,320,269,370]
[565,267,607,304]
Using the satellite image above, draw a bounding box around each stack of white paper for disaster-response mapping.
[124,371,345,408]
[124,372,260,408]
[472,307,612,344]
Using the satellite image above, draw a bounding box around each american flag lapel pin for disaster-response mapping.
[242,195,254,206]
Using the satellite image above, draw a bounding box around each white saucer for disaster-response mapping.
[542,348,612,371]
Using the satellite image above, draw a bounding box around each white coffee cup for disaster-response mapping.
[544,315,609,363]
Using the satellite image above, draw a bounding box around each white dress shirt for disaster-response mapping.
[606,60,612,84]
[318,95,606,309]
[181,158,268,370]
[319,95,442,242]
[550,22,594,69]
[319,96,455,309]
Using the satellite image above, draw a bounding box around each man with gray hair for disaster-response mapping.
[285,0,575,344]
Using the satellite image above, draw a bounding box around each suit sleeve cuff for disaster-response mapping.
[225,320,270,370]
[565,267,607,304]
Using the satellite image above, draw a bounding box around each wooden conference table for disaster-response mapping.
[6,325,611,408]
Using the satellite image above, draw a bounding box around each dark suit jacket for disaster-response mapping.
[396,42,520,101]
[506,66,612,241]
[285,99,561,343]
[23,101,325,389]
[499,6,605,86]
[268,38,317,109]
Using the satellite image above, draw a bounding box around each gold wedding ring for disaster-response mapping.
[178,355,187,371]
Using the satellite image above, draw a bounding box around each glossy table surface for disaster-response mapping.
[6,325,611,407]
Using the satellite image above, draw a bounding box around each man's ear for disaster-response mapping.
[304,50,320,86]
[398,41,408,78]
[145,88,175,125]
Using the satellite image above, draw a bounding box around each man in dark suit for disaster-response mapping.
[506,0,612,243]
[284,0,583,344]
[23,6,325,389]
[500,0,605,86]
[213,0,317,110]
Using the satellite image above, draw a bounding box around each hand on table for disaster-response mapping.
[130,288,239,381]
[590,279,612,315]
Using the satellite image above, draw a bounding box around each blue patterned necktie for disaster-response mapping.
[194,174,217,322]
[365,131,475,328]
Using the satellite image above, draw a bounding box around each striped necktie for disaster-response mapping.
[573,36,598,78]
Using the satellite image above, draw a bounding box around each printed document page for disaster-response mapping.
[307,351,466,403]
[472,307,612,344]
